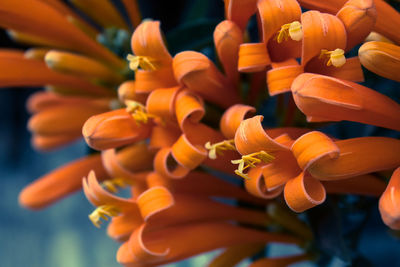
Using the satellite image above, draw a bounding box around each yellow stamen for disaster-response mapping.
[276,21,303,43]
[231,151,275,179]
[127,54,157,71]
[102,178,131,193]
[125,100,159,125]
[205,139,236,159]
[89,205,120,228]
[319,48,346,67]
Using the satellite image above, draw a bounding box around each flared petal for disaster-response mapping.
[298,0,400,45]
[19,154,108,209]
[292,73,400,130]
[220,104,255,139]
[173,51,241,108]
[214,20,242,84]
[359,41,400,82]
[284,172,326,212]
[336,0,377,50]
[224,0,258,31]
[379,168,400,230]
[301,11,347,65]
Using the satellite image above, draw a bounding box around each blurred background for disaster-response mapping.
[1,0,400,266]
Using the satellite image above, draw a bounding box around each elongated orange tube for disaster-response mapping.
[28,103,108,136]
[82,108,152,150]
[45,50,124,84]
[336,0,377,50]
[324,174,386,197]
[359,41,400,82]
[0,51,114,96]
[299,137,400,180]
[379,168,400,230]
[31,133,82,151]
[284,172,326,212]
[119,222,299,266]
[0,0,125,69]
[19,154,108,209]
[292,73,400,131]
[24,47,50,60]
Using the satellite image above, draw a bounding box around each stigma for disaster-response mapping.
[276,21,303,43]
[127,54,157,71]
[125,100,158,124]
[205,139,236,159]
[319,48,346,67]
[231,151,275,179]
[89,205,120,228]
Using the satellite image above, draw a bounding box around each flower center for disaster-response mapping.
[127,54,157,71]
[276,21,303,43]
[319,48,346,67]
[205,139,236,159]
[231,151,275,179]
[125,100,159,124]
[89,205,120,228]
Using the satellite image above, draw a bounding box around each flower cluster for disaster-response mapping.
[2,0,400,266]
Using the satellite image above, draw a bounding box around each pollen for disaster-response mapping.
[89,205,120,228]
[125,100,159,125]
[231,151,275,179]
[102,177,130,193]
[205,139,236,159]
[276,21,303,43]
[127,54,157,71]
[319,48,346,67]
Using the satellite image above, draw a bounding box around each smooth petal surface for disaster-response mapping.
[359,41,400,82]
[292,73,400,131]
[379,168,400,230]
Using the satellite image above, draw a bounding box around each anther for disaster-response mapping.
[127,54,157,71]
[319,48,346,67]
[205,139,236,159]
[231,151,275,179]
[89,205,120,228]
[125,100,158,125]
[102,178,129,193]
[276,21,303,43]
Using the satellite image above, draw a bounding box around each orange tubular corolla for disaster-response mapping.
[298,0,400,44]
[82,108,152,150]
[291,73,400,130]
[359,41,400,82]
[224,0,258,32]
[19,154,108,209]
[173,51,241,108]
[213,20,243,84]
[379,168,400,230]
